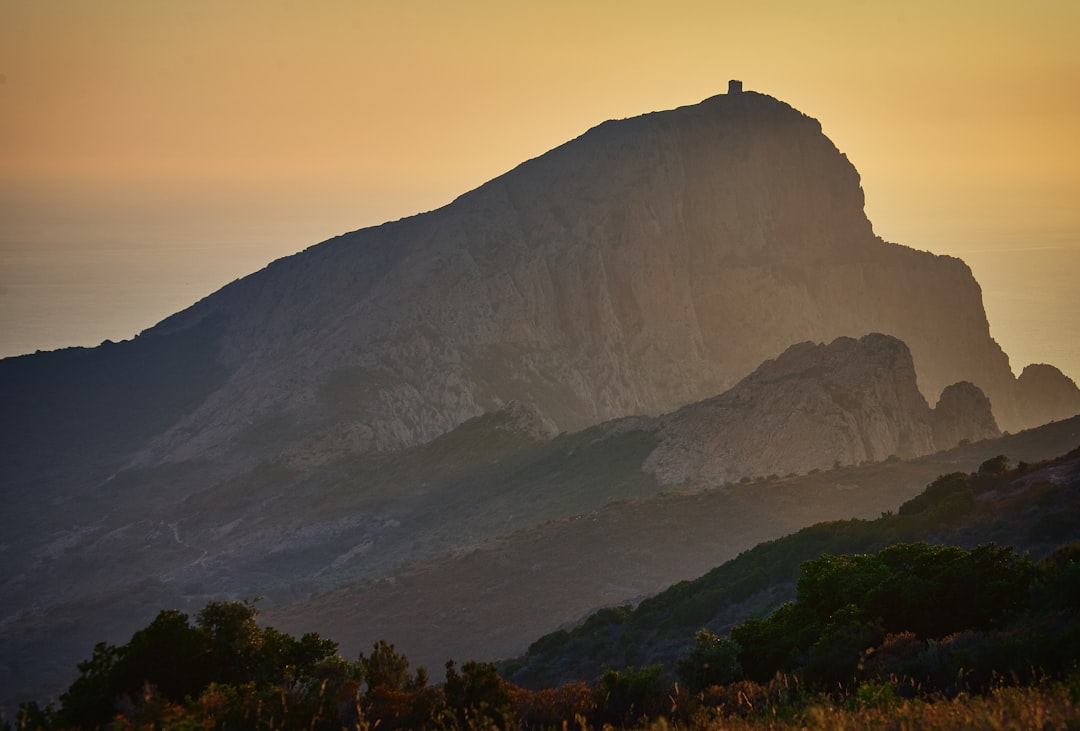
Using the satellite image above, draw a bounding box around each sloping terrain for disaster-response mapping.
[261,417,1080,681]
[504,433,1080,689]
[0,333,1010,706]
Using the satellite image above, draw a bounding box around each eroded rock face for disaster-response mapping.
[931,381,1000,449]
[644,334,939,484]
[120,89,1027,476]
[644,335,1005,486]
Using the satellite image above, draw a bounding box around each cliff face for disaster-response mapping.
[643,334,999,485]
[99,89,1029,479]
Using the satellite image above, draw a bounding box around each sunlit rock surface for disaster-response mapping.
[644,334,999,485]
[105,91,1035,474]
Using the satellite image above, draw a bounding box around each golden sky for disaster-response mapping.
[1,1,1078,371]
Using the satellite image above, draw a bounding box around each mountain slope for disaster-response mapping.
[0,334,1058,710]
[258,417,1080,686]
[504,437,1080,689]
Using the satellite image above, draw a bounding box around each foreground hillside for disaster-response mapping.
[0,334,1040,708]
[262,415,1080,680]
[507,442,1080,689]
[12,446,1080,730]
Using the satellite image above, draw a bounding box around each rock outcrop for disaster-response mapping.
[931,381,1000,449]
[1015,364,1080,428]
[644,334,999,485]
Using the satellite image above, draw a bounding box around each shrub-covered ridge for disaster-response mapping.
[9,450,1080,730]
[507,448,1080,687]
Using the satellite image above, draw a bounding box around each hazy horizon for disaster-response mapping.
[2,1,1078,382]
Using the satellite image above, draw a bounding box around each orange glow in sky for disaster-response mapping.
[1,1,1078,377]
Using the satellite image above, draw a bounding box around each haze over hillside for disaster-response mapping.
[2,86,1079,709]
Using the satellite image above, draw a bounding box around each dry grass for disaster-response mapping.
[642,680,1080,731]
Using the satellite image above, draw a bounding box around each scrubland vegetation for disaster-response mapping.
[9,454,1080,730]
[510,450,1080,686]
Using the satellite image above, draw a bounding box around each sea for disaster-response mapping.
[959,244,1080,385]
[0,239,296,359]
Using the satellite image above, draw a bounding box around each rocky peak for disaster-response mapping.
[643,335,1004,487]
[489,400,559,441]
[643,334,935,485]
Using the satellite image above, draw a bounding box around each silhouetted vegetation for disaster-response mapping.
[730,542,1036,687]
[675,630,743,693]
[15,537,1080,729]
[10,451,1080,729]
[508,450,1080,687]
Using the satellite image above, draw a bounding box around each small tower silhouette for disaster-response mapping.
[728,79,743,94]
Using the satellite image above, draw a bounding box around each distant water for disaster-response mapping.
[1,240,1078,387]
[959,244,1080,385]
[0,240,295,359]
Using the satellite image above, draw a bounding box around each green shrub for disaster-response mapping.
[676,630,743,693]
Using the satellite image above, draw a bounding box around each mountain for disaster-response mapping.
[2,88,1071,493]
[931,380,999,450]
[3,86,1080,709]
